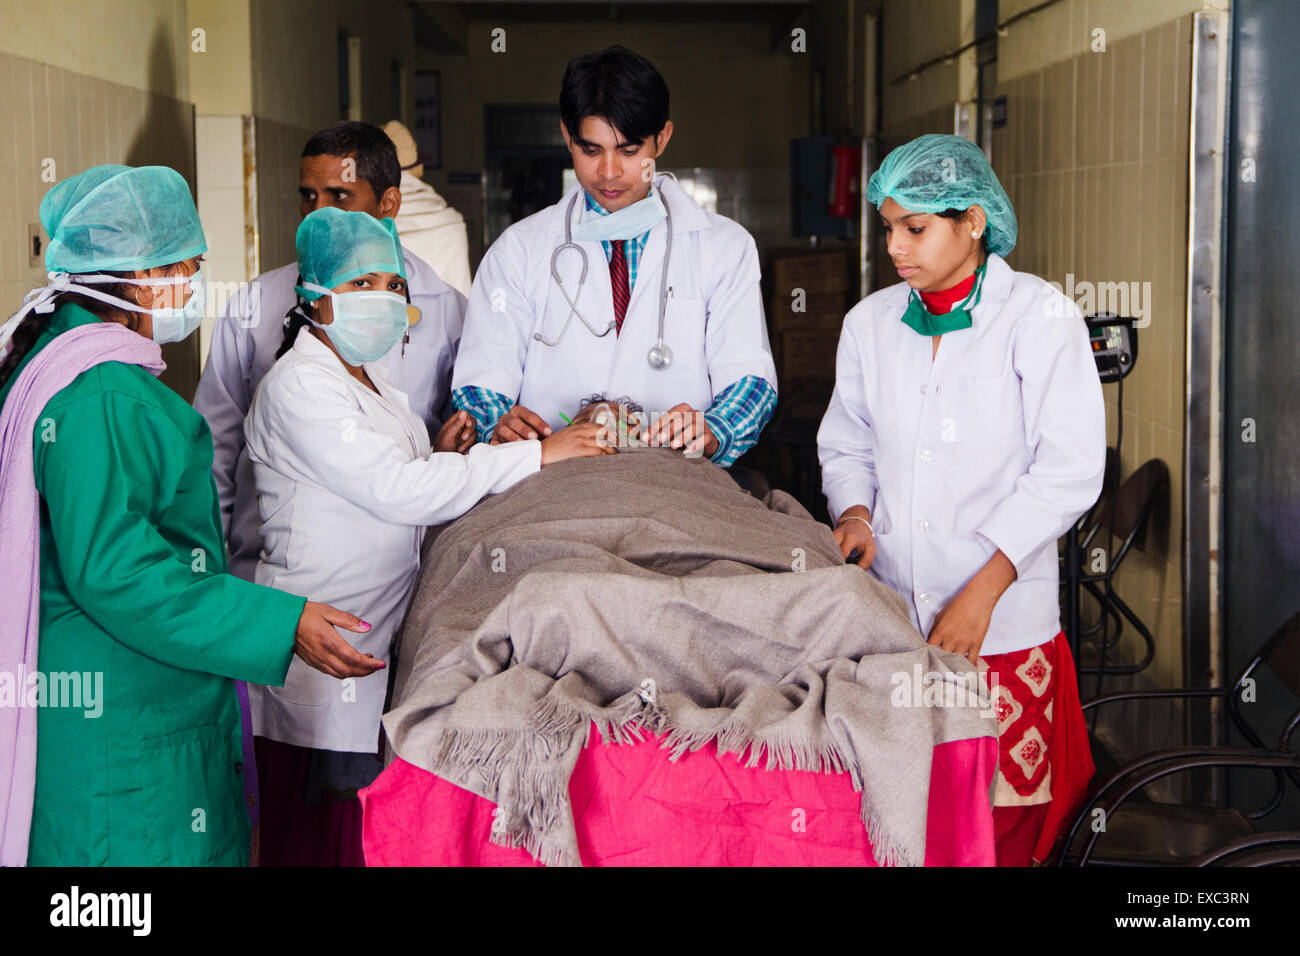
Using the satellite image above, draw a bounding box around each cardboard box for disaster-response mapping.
[770,251,850,296]
[778,330,840,381]
[769,291,849,333]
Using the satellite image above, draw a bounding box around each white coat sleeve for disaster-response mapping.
[192,287,256,539]
[701,225,778,398]
[973,302,1107,577]
[817,318,880,523]
[249,365,541,526]
[449,228,532,402]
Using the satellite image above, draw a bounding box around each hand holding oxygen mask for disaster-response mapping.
[567,396,715,457]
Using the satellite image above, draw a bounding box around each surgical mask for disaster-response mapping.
[301,281,408,365]
[572,187,667,242]
[899,262,986,337]
[149,267,207,344]
[0,268,206,351]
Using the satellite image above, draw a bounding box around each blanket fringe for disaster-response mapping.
[862,799,915,868]
[531,692,655,747]
[530,695,587,738]
[432,725,584,865]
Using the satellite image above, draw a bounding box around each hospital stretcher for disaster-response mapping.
[359,723,998,866]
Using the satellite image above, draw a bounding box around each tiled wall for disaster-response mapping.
[995,18,1192,768]
[194,113,251,364]
[993,17,1191,698]
[253,116,317,272]
[0,50,198,398]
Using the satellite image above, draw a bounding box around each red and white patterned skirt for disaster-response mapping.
[980,631,1094,865]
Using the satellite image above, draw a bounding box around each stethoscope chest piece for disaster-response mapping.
[538,179,680,370]
[646,343,672,369]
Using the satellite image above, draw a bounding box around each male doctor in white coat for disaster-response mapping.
[451,46,777,468]
[195,121,473,581]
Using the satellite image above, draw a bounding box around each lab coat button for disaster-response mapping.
[918,520,930,532]
[919,592,931,604]
[919,449,932,462]
[920,385,928,394]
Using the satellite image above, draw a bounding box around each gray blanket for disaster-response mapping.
[383,447,996,866]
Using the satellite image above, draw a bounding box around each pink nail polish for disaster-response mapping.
[360,621,371,630]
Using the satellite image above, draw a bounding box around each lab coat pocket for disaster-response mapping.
[944,374,1021,448]
[140,723,243,865]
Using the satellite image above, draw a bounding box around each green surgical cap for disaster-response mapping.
[867,134,1018,257]
[294,208,406,301]
[41,164,207,273]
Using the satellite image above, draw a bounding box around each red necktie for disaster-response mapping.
[609,239,629,335]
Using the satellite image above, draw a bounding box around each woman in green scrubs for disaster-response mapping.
[0,165,382,865]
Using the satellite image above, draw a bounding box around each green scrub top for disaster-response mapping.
[0,302,305,866]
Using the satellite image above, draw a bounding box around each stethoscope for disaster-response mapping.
[536,173,675,370]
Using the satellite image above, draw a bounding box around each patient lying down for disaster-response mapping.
[383,445,997,867]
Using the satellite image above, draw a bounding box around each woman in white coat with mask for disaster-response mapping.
[243,207,612,865]
[817,135,1106,867]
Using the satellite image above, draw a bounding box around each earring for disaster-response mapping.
[971,230,980,239]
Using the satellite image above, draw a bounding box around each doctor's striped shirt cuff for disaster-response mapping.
[705,375,777,468]
[452,386,515,444]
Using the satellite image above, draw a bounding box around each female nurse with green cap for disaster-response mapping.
[816,134,1106,865]
[0,164,382,867]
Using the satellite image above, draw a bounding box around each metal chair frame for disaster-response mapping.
[1057,608,1300,866]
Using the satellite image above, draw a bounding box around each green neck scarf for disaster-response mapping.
[900,262,987,336]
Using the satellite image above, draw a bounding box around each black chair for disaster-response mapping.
[1069,446,1120,542]
[1056,607,1300,866]
[1190,831,1300,866]
[1073,458,1170,691]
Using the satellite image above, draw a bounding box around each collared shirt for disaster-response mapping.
[817,254,1106,656]
[583,187,652,292]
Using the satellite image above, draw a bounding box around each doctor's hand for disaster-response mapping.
[490,404,553,444]
[434,410,476,454]
[540,422,618,464]
[833,506,876,569]
[641,403,718,458]
[293,602,385,679]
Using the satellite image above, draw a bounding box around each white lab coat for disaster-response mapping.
[243,326,541,752]
[817,253,1106,656]
[193,249,466,581]
[451,174,776,430]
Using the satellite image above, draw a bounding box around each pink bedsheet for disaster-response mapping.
[360,724,998,866]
